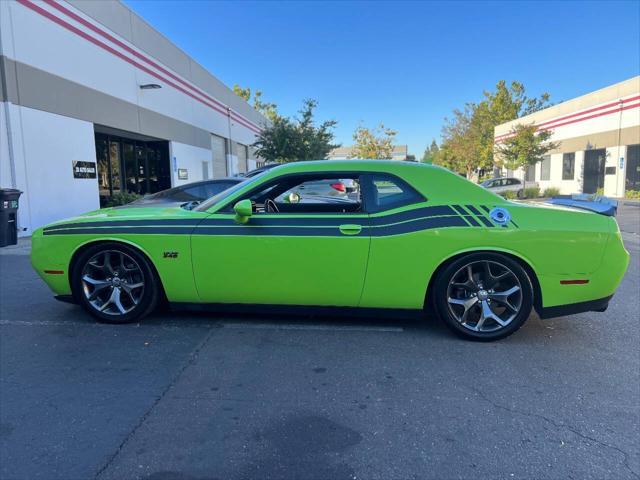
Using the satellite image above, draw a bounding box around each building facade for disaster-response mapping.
[327,145,410,161]
[494,77,640,197]
[0,0,268,236]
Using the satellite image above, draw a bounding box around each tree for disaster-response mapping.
[436,104,482,178]
[434,80,553,178]
[232,84,279,122]
[494,124,560,188]
[349,123,397,159]
[252,99,339,163]
[421,139,439,164]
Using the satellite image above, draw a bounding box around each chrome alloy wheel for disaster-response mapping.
[81,250,145,316]
[446,260,523,333]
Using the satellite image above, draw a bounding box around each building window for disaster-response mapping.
[627,144,640,192]
[540,155,551,181]
[562,153,575,180]
[525,165,535,182]
[94,132,170,206]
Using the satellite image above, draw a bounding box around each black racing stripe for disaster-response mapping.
[465,204,482,216]
[43,226,197,236]
[44,217,467,238]
[43,225,364,237]
[199,216,362,227]
[479,205,491,214]
[194,226,365,237]
[369,205,456,226]
[510,220,519,228]
[43,218,200,231]
[371,215,467,236]
[451,205,467,215]
[476,216,494,227]
[464,215,481,227]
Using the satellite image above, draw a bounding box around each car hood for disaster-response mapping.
[42,205,205,229]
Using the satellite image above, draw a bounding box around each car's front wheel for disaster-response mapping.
[433,252,533,341]
[71,243,159,324]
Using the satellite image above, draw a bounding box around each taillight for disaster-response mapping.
[331,182,346,192]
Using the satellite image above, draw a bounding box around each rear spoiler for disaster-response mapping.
[548,194,618,217]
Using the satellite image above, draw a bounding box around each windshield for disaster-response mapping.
[194,172,267,211]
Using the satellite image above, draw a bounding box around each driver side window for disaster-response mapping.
[240,175,362,214]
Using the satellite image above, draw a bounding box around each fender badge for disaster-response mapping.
[489,207,511,225]
[163,251,178,259]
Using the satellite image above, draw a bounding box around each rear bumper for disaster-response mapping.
[538,294,613,319]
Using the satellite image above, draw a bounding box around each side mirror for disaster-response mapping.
[233,199,252,224]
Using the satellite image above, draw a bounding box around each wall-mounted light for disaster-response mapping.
[139,83,162,90]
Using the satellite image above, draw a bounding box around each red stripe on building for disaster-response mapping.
[42,0,261,132]
[18,0,262,134]
[495,101,640,143]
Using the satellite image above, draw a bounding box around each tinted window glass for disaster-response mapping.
[265,176,361,213]
[369,175,423,211]
[540,155,551,181]
[562,153,575,180]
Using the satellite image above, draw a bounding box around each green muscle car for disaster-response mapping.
[31,161,629,340]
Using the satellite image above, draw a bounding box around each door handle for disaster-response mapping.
[339,224,362,235]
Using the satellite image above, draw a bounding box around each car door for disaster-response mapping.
[493,179,507,194]
[190,173,371,307]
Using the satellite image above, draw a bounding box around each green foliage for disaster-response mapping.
[252,99,339,163]
[232,84,279,122]
[523,187,541,199]
[543,187,560,197]
[500,190,518,200]
[494,124,560,185]
[421,140,439,164]
[625,190,640,199]
[349,123,397,159]
[436,80,552,177]
[596,187,605,196]
[103,192,141,207]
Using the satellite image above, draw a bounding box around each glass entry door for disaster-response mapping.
[95,133,170,206]
[583,149,606,194]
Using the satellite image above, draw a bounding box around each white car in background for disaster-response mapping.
[480,177,538,198]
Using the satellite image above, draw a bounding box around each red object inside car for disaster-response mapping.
[330,182,346,192]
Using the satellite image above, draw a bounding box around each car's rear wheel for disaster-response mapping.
[517,189,524,198]
[433,252,533,341]
[71,243,159,324]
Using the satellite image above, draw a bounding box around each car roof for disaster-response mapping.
[260,160,442,176]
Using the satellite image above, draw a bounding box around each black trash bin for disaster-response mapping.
[0,189,22,247]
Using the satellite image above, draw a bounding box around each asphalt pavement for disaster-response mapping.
[1,204,638,480]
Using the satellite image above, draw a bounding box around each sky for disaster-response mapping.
[124,0,640,157]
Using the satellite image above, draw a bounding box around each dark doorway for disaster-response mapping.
[583,149,606,194]
[626,144,640,193]
[95,132,171,207]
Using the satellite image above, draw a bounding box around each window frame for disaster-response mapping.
[216,171,426,215]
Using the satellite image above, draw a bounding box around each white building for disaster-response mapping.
[0,0,268,236]
[494,77,640,197]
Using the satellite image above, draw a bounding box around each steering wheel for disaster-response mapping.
[265,198,279,213]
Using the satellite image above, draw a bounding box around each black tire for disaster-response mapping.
[516,189,524,198]
[433,252,533,341]
[71,242,159,324]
